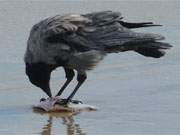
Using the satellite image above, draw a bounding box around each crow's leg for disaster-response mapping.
[56,68,75,97]
[65,71,87,103]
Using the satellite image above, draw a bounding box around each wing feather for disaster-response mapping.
[26,11,167,65]
[42,15,100,52]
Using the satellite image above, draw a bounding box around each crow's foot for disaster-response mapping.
[55,98,83,106]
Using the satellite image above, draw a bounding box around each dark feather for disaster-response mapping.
[119,21,162,29]
[134,42,172,58]
[136,48,165,58]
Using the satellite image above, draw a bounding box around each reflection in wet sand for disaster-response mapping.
[33,109,86,135]
[41,116,52,135]
[62,116,86,135]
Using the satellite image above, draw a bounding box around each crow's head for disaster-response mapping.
[25,62,55,97]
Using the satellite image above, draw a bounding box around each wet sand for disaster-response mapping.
[0,1,180,135]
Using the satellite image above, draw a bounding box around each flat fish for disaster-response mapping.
[33,98,97,112]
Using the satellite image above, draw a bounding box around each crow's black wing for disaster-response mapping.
[42,11,164,53]
[42,15,100,52]
[84,11,161,28]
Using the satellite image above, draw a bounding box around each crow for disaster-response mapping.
[24,11,172,104]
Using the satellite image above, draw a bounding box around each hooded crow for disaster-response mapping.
[24,11,172,104]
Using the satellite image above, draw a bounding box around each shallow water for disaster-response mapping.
[0,1,180,135]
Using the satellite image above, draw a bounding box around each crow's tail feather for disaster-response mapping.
[104,41,172,58]
[134,42,172,58]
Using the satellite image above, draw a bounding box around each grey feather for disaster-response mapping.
[67,50,105,70]
[83,11,122,26]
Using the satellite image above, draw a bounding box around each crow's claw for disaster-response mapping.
[55,98,69,106]
[55,98,83,106]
